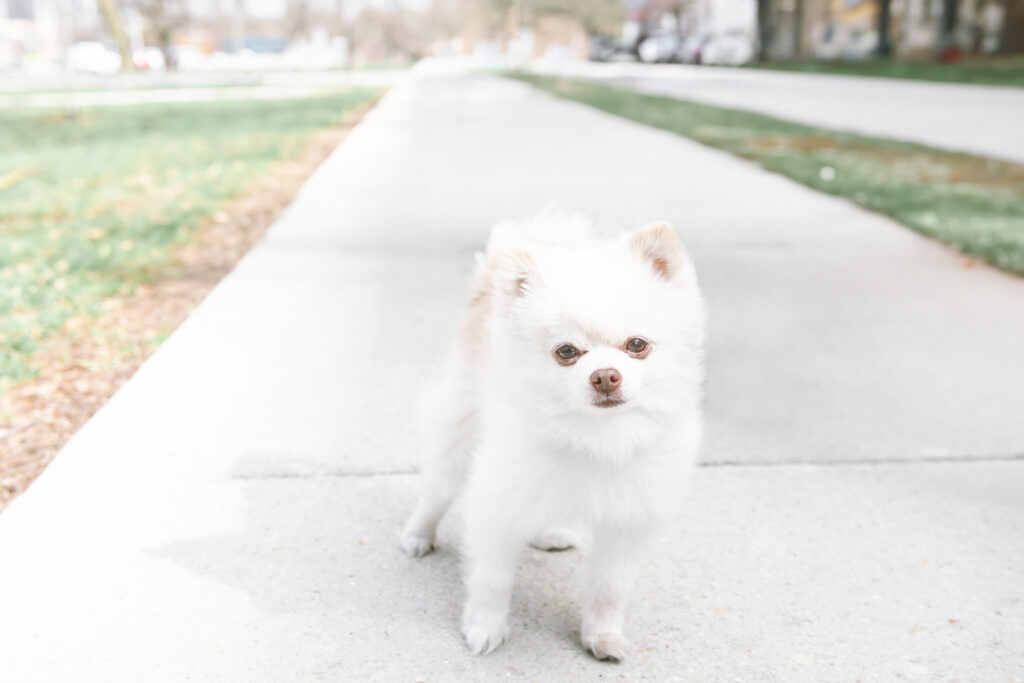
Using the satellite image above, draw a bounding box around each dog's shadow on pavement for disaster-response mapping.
[152,462,591,668]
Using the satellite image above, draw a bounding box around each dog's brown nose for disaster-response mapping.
[590,368,622,395]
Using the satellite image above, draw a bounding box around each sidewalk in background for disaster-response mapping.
[528,60,1024,165]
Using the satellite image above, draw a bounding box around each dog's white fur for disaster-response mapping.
[400,211,705,661]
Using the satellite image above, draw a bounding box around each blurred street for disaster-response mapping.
[530,60,1024,164]
[0,64,1021,680]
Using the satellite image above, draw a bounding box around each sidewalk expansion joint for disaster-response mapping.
[231,454,1024,480]
[700,453,1024,468]
[232,469,416,480]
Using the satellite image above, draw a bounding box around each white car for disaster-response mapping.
[65,42,122,74]
[133,46,166,71]
[701,31,755,66]
[637,33,682,63]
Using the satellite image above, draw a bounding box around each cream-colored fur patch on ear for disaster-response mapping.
[499,246,539,298]
[631,221,683,281]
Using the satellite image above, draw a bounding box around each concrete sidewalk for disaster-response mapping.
[0,68,1022,681]
[529,61,1024,165]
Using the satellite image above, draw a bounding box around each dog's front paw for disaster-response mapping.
[462,608,509,655]
[398,528,434,558]
[582,632,631,662]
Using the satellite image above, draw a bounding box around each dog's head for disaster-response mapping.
[490,221,705,430]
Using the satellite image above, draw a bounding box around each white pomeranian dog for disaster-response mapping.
[400,211,706,662]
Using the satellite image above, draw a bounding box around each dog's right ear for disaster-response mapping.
[497,246,540,298]
[630,221,687,283]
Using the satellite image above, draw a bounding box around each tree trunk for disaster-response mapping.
[757,0,772,61]
[793,0,804,58]
[999,0,1024,53]
[939,0,959,51]
[158,27,175,71]
[671,0,684,38]
[97,0,136,71]
[876,0,892,57]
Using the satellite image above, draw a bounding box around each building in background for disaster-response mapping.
[0,0,395,71]
[1,0,106,70]
[1,0,1022,74]
[457,0,619,61]
[760,0,1022,60]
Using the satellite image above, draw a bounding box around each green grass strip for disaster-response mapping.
[513,74,1024,278]
[744,58,1024,88]
[0,89,381,386]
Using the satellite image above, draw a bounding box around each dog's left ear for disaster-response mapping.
[497,246,540,298]
[631,221,687,282]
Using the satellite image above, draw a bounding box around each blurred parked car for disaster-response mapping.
[701,31,755,65]
[588,35,617,62]
[170,45,204,71]
[588,35,638,62]
[65,41,121,74]
[637,33,682,63]
[677,34,705,64]
[133,46,166,71]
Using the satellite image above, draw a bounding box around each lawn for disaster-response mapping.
[744,57,1024,88]
[513,75,1024,277]
[0,89,380,388]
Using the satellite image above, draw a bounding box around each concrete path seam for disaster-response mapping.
[702,453,1024,468]
[230,469,417,480]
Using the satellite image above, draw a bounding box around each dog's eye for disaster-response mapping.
[626,338,649,355]
[555,344,580,360]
